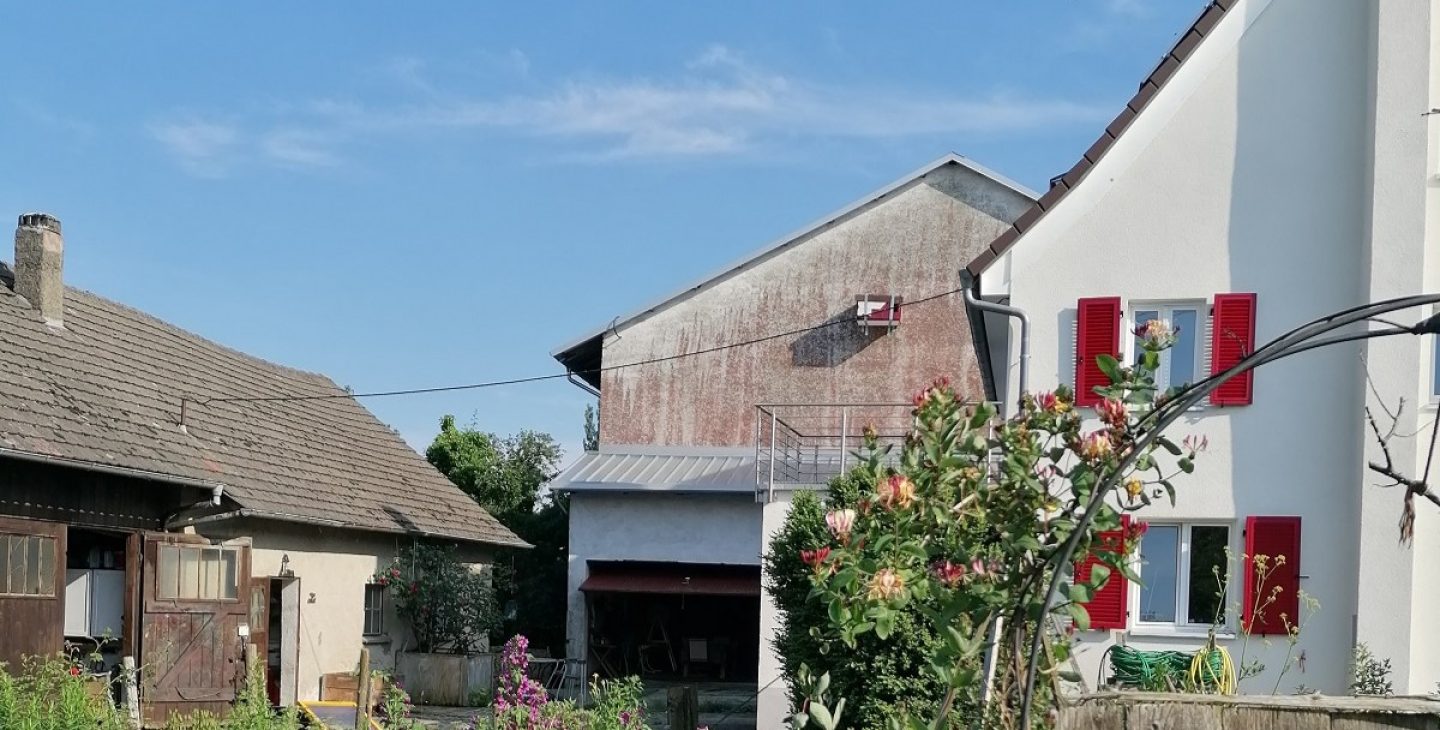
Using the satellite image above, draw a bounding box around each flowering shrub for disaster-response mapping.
[481,635,647,730]
[803,330,1204,728]
[375,672,424,730]
[377,542,500,654]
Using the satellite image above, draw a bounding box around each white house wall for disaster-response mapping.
[993,0,1370,694]
[564,492,763,660]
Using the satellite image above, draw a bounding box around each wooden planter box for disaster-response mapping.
[320,672,386,707]
[394,652,495,706]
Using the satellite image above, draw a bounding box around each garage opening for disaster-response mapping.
[581,561,760,681]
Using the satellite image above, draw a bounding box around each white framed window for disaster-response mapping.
[1135,523,1231,630]
[363,583,385,636]
[1129,302,1205,391]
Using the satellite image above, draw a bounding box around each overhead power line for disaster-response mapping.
[194,287,962,407]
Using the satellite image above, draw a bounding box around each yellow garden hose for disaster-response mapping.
[1188,641,1236,695]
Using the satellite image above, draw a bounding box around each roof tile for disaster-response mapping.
[0,285,524,547]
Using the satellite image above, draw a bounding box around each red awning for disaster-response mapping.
[580,562,760,597]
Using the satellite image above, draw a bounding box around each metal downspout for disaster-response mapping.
[566,371,601,397]
[960,270,1029,400]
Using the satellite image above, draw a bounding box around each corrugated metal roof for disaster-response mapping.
[551,450,756,494]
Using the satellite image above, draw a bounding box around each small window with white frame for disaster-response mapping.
[1136,523,1231,629]
[363,583,385,636]
[1129,302,1205,391]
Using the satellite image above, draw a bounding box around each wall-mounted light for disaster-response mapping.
[279,554,294,578]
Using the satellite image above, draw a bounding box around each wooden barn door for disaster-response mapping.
[0,516,66,668]
[140,533,251,725]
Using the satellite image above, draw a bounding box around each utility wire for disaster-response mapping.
[193,287,961,407]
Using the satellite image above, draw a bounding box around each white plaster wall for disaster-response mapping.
[564,492,763,660]
[990,0,1370,694]
[204,519,492,702]
[1359,0,1440,694]
[757,497,794,730]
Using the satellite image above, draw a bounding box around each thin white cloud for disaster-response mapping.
[149,45,1111,169]
[261,128,342,169]
[147,117,240,178]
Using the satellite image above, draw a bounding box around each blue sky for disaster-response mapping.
[0,1,1203,460]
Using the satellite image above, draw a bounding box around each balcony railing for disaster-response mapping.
[753,403,914,502]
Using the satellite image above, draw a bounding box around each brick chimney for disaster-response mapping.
[14,213,64,327]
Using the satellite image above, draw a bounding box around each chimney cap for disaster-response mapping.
[17,213,60,234]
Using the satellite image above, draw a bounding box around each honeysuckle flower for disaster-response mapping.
[876,474,917,509]
[867,568,905,600]
[1079,431,1114,461]
[1124,477,1144,501]
[970,557,987,577]
[1134,318,1176,346]
[1098,398,1129,427]
[1183,434,1210,454]
[800,547,832,569]
[913,387,935,408]
[826,509,857,543]
[931,560,967,586]
[1036,391,1069,414]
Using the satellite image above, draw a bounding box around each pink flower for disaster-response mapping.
[1079,431,1113,462]
[1036,391,1070,414]
[931,560,967,586]
[912,387,934,408]
[867,569,905,600]
[1098,398,1128,427]
[1183,434,1209,455]
[1133,319,1175,346]
[826,509,857,543]
[800,547,832,571]
[876,475,917,509]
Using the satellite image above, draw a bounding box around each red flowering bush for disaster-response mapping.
[377,543,499,654]
[801,331,1204,729]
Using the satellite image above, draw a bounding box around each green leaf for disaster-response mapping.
[1178,456,1194,474]
[1062,602,1091,632]
[875,610,895,640]
[1156,437,1183,456]
[1096,354,1124,385]
[1088,563,1111,590]
[1067,582,1094,604]
[1058,669,1083,683]
[828,599,850,627]
[809,703,834,730]
[1142,350,1160,371]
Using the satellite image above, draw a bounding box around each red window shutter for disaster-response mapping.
[1075,515,1129,630]
[1243,516,1301,635]
[1210,293,1257,406]
[1075,297,1122,407]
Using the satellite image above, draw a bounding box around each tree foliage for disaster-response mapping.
[425,414,568,653]
[584,404,600,452]
[376,542,499,654]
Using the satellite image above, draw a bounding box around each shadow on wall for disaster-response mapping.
[791,309,891,367]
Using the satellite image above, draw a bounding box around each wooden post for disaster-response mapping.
[355,648,372,730]
[667,685,698,730]
[121,656,141,729]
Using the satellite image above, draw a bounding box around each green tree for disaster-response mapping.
[426,415,568,653]
[583,404,600,452]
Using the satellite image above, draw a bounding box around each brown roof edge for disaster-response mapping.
[964,0,1234,278]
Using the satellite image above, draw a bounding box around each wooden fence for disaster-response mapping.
[1060,692,1440,730]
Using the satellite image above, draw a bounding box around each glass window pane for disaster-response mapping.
[1433,336,1440,397]
[1188,526,1229,625]
[0,538,9,594]
[179,547,200,599]
[1134,310,1159,365]
[35,538,55,597]
[1170,309,1198,386]
[1139,525,1180,623]
[24,537,41,594]
[157,545,179,599]
[9,537,28,595]
[221,550,239,600]
[201,548,221,599]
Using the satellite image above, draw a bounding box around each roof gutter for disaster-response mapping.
[166,507,532,550]
[566,371,601,397]
[0,445,226,491]
[960,270,1029,404]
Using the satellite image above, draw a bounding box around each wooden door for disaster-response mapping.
[140,533,251,725]
[0,516,66,668]
[245,579,275,704]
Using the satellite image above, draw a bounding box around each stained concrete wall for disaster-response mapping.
[201,519,493,703]
[597,161,1033,447]
[1059,693,1440,730]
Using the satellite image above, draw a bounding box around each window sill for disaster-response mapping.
[1128,625,1234,641]
[362,635,392,646]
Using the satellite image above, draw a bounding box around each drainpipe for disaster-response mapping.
[960,269,1030,709]
[960,270,1029,400]
[566,371,601,397]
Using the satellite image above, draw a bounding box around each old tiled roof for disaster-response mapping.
[964,0,1233,276]
[0,274,525,548]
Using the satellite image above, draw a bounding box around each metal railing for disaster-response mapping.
[753,403,915,502]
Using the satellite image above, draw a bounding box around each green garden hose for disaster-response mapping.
[1105,644,1234,693]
